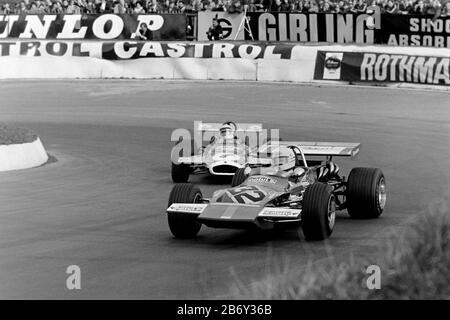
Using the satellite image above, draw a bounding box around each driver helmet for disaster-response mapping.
[271,146,296,172]
[219,124,235,139]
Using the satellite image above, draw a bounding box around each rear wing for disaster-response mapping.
[262,141,361,158]
[197,122,263,133]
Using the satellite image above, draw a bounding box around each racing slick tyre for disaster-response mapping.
[167,183,202,238]
[171,139,197,183]
[231,168,248,187]
[346,167,386,219]
[301,183,336,241]
[171,163,191,183]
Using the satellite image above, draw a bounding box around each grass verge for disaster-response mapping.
[0,123,38,145]
[230,197,450,299]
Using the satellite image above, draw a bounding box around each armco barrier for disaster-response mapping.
[0,41,449,90]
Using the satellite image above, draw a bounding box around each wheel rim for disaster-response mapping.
[327,195,336,231]
[377,178,387,210]
[192,192,202,232]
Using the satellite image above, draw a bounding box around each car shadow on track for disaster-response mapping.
[166,214,356,248]
[189,174,233,185]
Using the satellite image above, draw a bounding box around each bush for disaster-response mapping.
[229,197,450,299]
[0,123,38,145]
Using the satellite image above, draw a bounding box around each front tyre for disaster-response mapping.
[167,183,202,238]
[231,168,248,187]
[346,167,386,219]
[301,183,336,241]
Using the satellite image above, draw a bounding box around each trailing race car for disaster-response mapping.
[166,142,386,241]
[171,121,266,182]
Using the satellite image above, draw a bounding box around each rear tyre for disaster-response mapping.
[301,183,335,241]
[171,163,191,183]
[346,167,386,219]
[231,168,248,187]
[171,139,197,183]
[167,183,202,238]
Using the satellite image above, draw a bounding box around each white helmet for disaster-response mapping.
[271,146,296,171]
[219,124,234,139]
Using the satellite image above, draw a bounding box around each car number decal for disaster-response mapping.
[226,186,267,204]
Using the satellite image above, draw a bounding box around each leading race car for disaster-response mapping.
[171,121,266,182]
[166,142,386,241]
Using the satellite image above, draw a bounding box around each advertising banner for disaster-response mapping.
[0,41,299,60]
[244,12,381,44]
[244,12,450,48]
[314,50,450,86]
[0,14,186,40]
[197,12,245,41]
[379,14,450,48]
[2,13,449,47]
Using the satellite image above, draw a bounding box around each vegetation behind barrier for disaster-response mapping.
[230,197,450,299]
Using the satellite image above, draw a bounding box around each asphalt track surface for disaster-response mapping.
[0,80,449,299]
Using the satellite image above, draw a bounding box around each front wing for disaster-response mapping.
[167,203,301,230]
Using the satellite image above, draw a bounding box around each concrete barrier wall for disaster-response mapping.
[0,41,449,90]
[0,57,259,80]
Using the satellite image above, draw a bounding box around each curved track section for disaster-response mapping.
[0,80,449,299]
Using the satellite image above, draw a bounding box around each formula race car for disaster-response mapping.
[171,121,266,182]
[166,142,386,241]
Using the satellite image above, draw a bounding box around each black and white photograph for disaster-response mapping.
[0,0,449,310]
